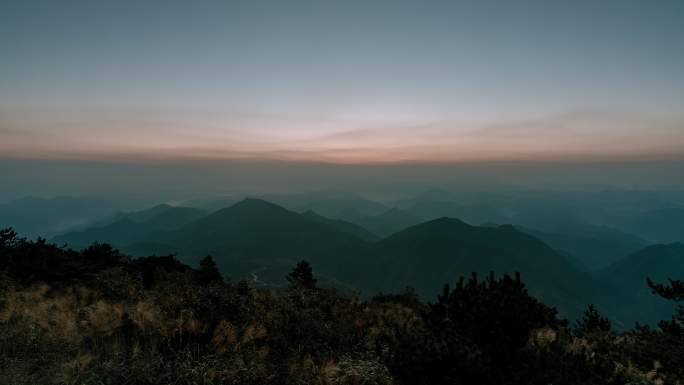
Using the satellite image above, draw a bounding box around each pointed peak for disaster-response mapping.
[150,203,173,210]
[301,209,323,218]
[227,198,288,212]
[426,217,470,227]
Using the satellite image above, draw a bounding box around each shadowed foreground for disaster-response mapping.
[1,228,682,385]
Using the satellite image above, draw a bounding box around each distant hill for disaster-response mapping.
[185,191,389,223]
[363,218,601,318]
[301,210,379,242]
[616,207,684,243]
[506,209,650,269]
[405,201,507,226]
[52,204,206,249]
[125,204,179,222]
[600,243,684,326]
[181,196,242,212]
[161,198,372,279]
[604,243,684,291]
[140,205,208,230]
[353,208,424,238]
[277,192,388,222]
[517,226,648,270]
[511,208,612,239]
[0,196,141,238]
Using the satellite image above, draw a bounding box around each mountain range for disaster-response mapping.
[49,197,683,322]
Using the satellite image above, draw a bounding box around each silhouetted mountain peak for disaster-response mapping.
[383,217,477,244]
[148,203,173,211]
[188,198,320,231]
[187,198,299,231]
[301,209,322,218]
[299,208,378,242]
[233,197,284,210]
[603,242,684,284]
[608,243,684,267]
[207,198,291,218]
[422,216,470,228]
[634,242,684,257]
[399,218,545,245]
[125,203,175,222]
[368,214,597,318]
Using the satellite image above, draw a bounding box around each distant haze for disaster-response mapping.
[2,158,683,203]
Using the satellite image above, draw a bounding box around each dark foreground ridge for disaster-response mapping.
[1,227,683,384]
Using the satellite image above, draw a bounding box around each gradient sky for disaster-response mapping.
[1,0,684,163]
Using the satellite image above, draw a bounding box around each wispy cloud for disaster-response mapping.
[1,106,683,164]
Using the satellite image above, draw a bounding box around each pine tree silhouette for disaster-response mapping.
[574,304,611,336]
[197,255,223,284]
[287,260,317,289]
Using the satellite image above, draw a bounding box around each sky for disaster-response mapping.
[1,0,684,165]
